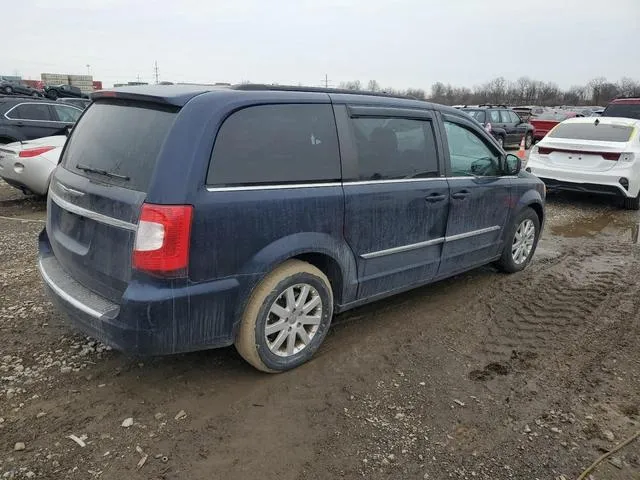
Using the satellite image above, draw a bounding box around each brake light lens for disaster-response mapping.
[133,204,193,275]
[601,152,621,161]
[18,146,56,158]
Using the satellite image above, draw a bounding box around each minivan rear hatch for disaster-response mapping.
[47,100,177,302]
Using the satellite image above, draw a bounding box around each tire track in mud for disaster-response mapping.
[479,241,636,361]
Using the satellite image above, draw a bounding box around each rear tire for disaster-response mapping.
[496,135,505,148]
[622,194,640,210]
[496,207,541,273]
[235,260,333,373]
[3,86,12,94]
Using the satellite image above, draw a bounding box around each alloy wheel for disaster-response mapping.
[512,219,535,265]
[265,283,323,357]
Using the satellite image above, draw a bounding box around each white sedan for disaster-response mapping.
[526,116,640,210]
[0,135,66,196]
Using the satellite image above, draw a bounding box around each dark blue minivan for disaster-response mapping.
[38,84,545,372]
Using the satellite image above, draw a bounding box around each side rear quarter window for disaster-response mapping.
[350,116,439,180]
[208,104,341,187]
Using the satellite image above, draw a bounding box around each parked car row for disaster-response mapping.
[0,80,90,100]
[459,105,535,149]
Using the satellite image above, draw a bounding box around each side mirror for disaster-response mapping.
[504,154,521,175]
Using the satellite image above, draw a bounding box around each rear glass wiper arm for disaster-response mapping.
[76,164,130,181]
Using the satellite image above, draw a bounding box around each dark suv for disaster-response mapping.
[38,85,546,372]
[462,105,535,149]
[602,98,640,120]
[0,96,83,144]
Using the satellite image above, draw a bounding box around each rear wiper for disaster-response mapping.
[76,164,130,181]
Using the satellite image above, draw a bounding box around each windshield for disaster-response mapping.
[62,101,177,191]
[547,122,634,142]
[464,110,486,123]
[602,103,640,120]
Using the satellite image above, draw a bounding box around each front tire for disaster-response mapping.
[524,132,533,149]
[235,260,333,372]
[4,86,12,94]
[496,207,540,273]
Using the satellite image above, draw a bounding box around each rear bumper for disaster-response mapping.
[527,157,639,198]
[38,230,251,355]
[0,154,54,196]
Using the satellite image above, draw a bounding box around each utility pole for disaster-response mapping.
[154,61,159,84]
[324,74,329,88]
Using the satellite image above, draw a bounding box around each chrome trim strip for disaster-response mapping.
[49,191,137,231]
[361,226,501,259]
[206,182,342,192]
[4,102,83,123]
[345,177,444,186]
[57,183,85,197]
[38,258,103,318]
[445,225,501,243]
[206,176,516,192]
[361,237,445,259]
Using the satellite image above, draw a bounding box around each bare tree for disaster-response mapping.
[367,80,380,92]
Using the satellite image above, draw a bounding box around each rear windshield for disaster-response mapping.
[602,103,640,120]
[62,101,176,191]
[547,122,634,142]
[464,110,486,123]
[534,112,571,121]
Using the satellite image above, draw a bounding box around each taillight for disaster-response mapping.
[18,146,56,158]
[133,204,193,275]
[601,152,621,161]
[538,147,552,155]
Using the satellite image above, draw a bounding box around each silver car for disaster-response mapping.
[0,135,66,195]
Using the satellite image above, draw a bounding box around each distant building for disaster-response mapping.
[41,73,96,94]
[113,81,149,87]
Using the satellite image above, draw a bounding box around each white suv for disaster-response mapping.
[526,116,640,209]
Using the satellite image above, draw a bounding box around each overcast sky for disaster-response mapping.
[3,0,639,89]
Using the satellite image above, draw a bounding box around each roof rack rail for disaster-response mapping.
[0,94,47,100]
[232,83,425,101]
[477,103,508,108]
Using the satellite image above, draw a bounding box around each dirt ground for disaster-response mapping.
[0,178,639,480]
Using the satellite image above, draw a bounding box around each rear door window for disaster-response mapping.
[489,110,501,123]
[208,104,340,186]
[6,103,53,121]
[62,101,177,192]
[350,117,439,180]
[52,104,82,122]
[547,122,633,142]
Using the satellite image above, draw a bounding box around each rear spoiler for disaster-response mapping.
[91,85,220,107]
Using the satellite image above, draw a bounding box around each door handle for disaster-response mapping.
[425,193,446,203]
[451,190,470,200]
